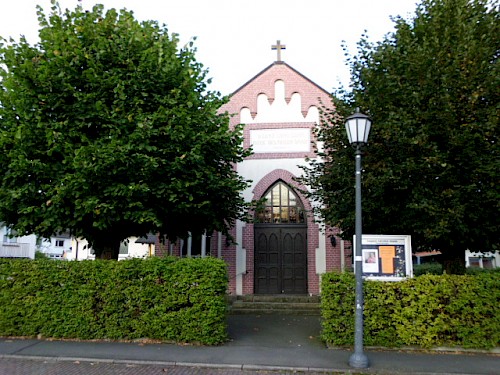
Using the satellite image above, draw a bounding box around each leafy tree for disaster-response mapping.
[0,2,251,259]
[35,251,49,260]
[300,0,499,273]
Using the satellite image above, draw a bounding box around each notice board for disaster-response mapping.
[353,235,413,281]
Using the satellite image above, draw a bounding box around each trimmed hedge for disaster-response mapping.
[413,263,500,276]
[0,257,228,345]
[413,263,443,276]
[321,272,500,349]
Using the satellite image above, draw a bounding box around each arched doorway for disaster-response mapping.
[254,181,308,294]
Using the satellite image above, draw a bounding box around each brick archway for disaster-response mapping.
[251,169,313,212]
[240,169,321,295]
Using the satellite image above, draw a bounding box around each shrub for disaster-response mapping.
[0,257,228,344]
[320,272,355,346]
[34,251,49,259]
[466,267,500,275]
[413,262,443,276]
[321,272,500,349]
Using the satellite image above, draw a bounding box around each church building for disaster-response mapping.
[157,42,351,295]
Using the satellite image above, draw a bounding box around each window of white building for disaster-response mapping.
[468,256,495,269]
[3,227,17,243]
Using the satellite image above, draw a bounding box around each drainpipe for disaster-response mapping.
[201,232,206,258]
[340,240,345,272]
[217,232,222,258]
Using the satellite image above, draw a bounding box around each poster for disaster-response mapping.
[354,235,413,281]
[362,249,379,273]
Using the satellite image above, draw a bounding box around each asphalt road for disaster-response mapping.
[1,315,498,375]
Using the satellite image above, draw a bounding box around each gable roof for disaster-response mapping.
[135,233,157,245]
[231,61,331,97]
[220,61,333,125]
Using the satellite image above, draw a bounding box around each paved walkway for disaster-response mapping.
[0,314,498,374]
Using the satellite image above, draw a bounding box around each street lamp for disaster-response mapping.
[345,108,371,369]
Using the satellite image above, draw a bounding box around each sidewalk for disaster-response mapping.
[0,314,498,374]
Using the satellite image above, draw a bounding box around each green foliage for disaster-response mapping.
[320,272,355,346]
[0,257,228,344]
[321,272,500,349]
[0,2,251,259]
[412,263,500,276]
[466,267,500,275]
[34,251,49,259]
[413,262,443,276]
[300,0,499,268]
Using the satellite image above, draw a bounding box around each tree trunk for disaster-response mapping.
[442,248,466,275]
[93,240,121,260]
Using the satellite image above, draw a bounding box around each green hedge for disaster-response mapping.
[466,267,500,276]
[413,263,443,276]
[0,257,228,345]
[321,272,500,349]
[413,263,500,276]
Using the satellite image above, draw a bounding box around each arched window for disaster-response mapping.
[255,181,305,224]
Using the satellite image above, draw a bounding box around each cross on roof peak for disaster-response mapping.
[271,40,286,62]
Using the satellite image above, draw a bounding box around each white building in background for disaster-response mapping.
[37,232,72,259]
[0,225,70,259]
[66,235,155,261]
[0,225,37,259]
[0,224,154,260]
[413,249,498,270]
[465,250,499,269]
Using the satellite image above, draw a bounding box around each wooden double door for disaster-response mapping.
[254,225,308,294]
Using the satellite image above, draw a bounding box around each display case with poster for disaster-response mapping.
[353,235,413,281]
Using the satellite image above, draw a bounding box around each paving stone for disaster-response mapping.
[0,357,332,375]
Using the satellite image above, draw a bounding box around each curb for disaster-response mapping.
[0,354,346,374]
[1,353,496,375]
[327,345,500,356]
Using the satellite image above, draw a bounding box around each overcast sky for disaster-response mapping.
[0,0,419,95]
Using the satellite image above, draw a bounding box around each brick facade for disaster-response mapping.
[220,62,332,128]
[242,122,317,160]
[157,61,351,296]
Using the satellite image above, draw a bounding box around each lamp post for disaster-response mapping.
[345,108,371,369]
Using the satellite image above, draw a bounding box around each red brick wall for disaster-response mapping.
[241,222,254,295]
[221,227,238,295]
[151,61,353,295]
[217,62,338,295]
[154,236,168,257]
[219,62,332,128]
[154,224,351,295]
[244,168,321,295]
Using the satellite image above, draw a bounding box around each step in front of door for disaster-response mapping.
[228,295,321,315]
[237,295,320,303]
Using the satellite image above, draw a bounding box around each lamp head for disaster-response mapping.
[345,108,371,146]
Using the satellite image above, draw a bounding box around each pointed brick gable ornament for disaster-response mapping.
[220,60,332,127]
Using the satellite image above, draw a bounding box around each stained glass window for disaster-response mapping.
[256,181,305,224]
